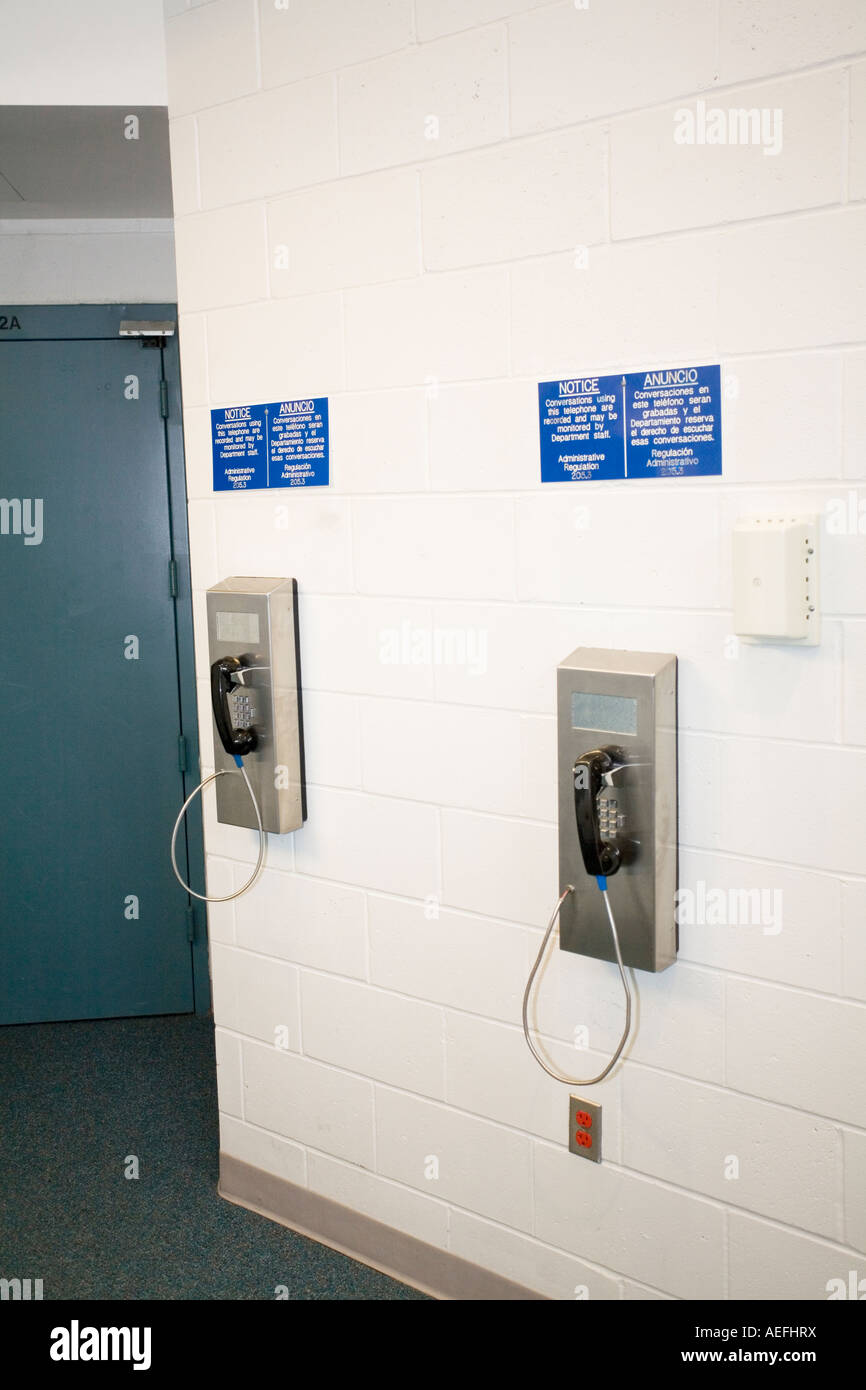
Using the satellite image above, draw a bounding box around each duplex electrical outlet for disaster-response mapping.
[569,1096,602,1163]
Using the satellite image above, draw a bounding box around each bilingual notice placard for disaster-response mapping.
[212,396,329,491]
[538,365,721,483]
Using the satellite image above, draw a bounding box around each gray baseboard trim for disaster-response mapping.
[219,1153,545,1301]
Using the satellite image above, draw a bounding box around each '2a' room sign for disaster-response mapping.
[212,397,329,491]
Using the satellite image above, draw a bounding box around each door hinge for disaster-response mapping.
[178,734,188,773]
[159,380,169,418]
[169,558,178,597]
[186,905,196,943]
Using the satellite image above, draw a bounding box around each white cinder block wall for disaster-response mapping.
[164,0,866,1299]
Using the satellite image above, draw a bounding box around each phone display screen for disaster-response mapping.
[571,691,638,736]
[216,610,260,645]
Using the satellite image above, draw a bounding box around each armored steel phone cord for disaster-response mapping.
[522,880,633,1085]
[170,755,265,903]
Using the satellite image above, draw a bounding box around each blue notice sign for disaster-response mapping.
[539,365,721,482]
[212,396,329,491]
[211,403,268,491]
[538,374,625,482]
[625,365,721,479]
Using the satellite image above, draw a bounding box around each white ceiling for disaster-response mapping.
[0,0,168,105]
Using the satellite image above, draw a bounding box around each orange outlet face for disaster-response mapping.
[569,1096,602,1162]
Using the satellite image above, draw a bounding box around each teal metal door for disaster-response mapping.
[0,306,206,1023]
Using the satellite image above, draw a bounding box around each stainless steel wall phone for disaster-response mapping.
[523,648,678,1085]
[558,648,677,973]
[206,578,306,835]
[170,577,306,904]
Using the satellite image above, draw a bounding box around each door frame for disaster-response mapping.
[2,303,210,1014]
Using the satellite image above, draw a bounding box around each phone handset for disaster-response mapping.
[210,655,257,759]
[573,746,623,881]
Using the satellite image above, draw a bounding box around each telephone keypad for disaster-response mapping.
[229,689,256,731]
[597,794,621,841]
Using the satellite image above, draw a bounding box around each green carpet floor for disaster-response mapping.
[0,1014,428,1301]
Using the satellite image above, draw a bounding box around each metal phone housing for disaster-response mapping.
[206,577,306,834]
[557,648,677,972]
